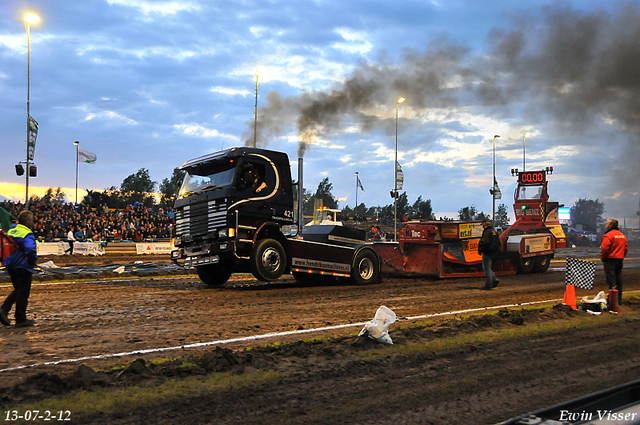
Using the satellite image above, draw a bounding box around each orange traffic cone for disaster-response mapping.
[562,284,577,310]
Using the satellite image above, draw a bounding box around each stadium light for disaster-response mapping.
[24,12,40,208]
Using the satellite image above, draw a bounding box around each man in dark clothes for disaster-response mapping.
[478,218,500,290]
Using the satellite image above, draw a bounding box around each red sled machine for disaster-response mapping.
[373,169,566,278]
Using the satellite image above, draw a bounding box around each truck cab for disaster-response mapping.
[172,147,296,285]
[172,147,381,287]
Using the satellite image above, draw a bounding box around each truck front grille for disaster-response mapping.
[175,200,227,237]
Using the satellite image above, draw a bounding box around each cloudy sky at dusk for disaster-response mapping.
[2,0,639,224]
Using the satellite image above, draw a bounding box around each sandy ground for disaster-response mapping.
[1,250,639,424]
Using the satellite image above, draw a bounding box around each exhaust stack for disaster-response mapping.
[297,157,304,234]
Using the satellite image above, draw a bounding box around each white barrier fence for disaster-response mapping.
[36,242,171,256]
[135,242,172,255]
[37,242,105,256]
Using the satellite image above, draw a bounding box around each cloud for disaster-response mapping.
[332,28,374,55]
[85,110,137,125]
[174,123,239,140]
[211,87,252,97]
[105,0,201,17]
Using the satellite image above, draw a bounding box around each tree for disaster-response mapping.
[41,187,66,204]
[159,167,186,208]
[458,205,478,221]
[396,192,410,219]
[458,205,488,221]
[313,177,338,210]
[411,196,434,221]
[495,203,510,228]
[82,189,112,208]
[571,198,605,232]
[119,168,157,208]
[301,188,314,216]
[121,168,156,194]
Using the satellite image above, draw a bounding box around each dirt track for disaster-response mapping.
[1,251,640,424]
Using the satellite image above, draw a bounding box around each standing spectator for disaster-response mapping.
[0,211,38,327]
[478,219,500,290]
[600,219,628,305]
[65,226,76,255]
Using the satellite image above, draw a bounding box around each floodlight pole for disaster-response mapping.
[354,172,358,223]
[74,141,80,204]
[253,70,258,148]
[394,96,405,242]
[492,135,500,223]
[25,20,33,207]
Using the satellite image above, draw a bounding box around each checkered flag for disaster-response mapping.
[566,257,596,290]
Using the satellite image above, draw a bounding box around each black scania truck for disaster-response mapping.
[171,147,380,287]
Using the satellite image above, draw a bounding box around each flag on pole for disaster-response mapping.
[78,148,97,164]
[493,177,502,200]
[357,176,364,191]
[396,162,404,190]
[565,257,596,290]
[27,115,38,161]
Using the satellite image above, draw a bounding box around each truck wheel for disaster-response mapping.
[533,255,551,273]
[352,250,380,285]
[517,257,535,274]
[251,238,286,282]
[197,264,232,287]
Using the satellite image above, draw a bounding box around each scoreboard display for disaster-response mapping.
[518,170,546,184]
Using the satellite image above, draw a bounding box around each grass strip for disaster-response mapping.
[6,370,285,423]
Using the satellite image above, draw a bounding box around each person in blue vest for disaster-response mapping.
[0,211,38,327]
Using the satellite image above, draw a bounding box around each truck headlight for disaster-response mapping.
[218,228,235,238]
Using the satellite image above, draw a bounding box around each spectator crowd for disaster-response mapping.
[0,200,173,243]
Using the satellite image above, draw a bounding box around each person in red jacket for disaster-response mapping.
[600,219,628,305]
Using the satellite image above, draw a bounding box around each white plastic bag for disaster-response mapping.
[359,306,396,344]
[580,291,607,312]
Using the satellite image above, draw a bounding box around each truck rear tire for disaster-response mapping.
[533,255,551,273]
[251,238,286,282]
[197,264,232,287]
[517,257,535,274]
[352,250,380,285]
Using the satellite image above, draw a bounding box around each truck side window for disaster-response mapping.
[237,162,268,193]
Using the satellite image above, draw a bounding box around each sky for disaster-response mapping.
[2,0,640,226]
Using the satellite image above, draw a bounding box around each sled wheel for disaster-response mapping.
[533,255,551,273]
[352,250,380,285]
[251,238,286,282]
[197,264,232,287]
[517,257,535,274]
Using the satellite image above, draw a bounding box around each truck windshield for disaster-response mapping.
[516,184,544,201]
[179,165,236,198]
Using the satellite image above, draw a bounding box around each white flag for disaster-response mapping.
[78,148,97,164]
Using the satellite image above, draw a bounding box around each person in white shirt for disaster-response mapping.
[65,227,76,255]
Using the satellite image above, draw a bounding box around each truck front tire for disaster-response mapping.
[352,250,380,285]
[197,264,232,287]
[251,238,286,282]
